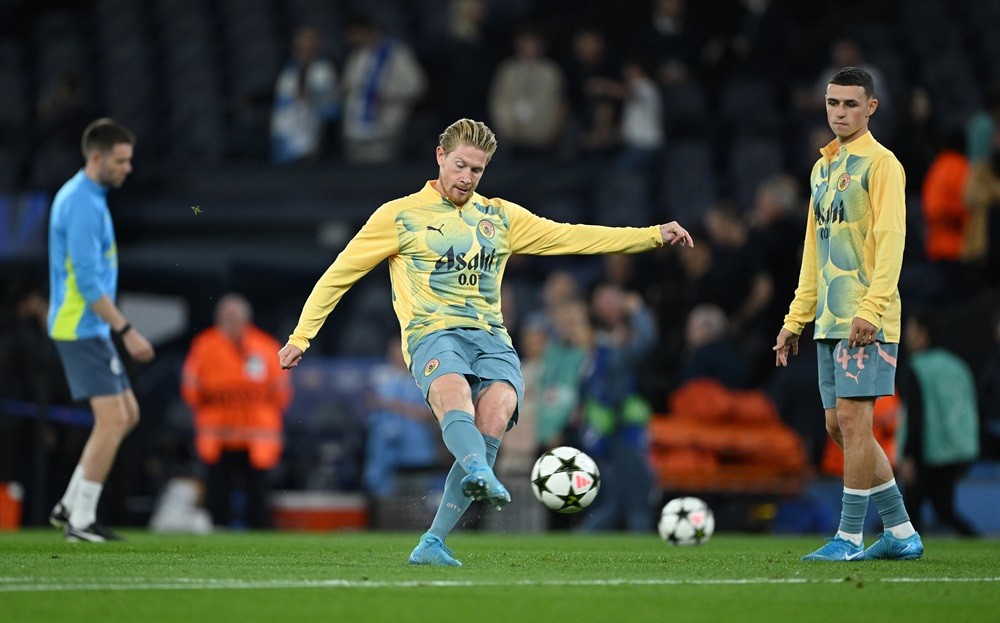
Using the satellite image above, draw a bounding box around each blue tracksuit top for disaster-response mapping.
[48,169,118,340]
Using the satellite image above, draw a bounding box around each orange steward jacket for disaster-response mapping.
[182,325,292,469]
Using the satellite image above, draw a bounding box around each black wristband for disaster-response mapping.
[115,322,132,337]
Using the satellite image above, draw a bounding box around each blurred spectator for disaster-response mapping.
[363,337,440,497]
[900,308,979,536]
[534,300,591,450]
[922,130,975,301]
[702,201,757,322]
[425,0,493,125]
[965,161,1000,283]
[341,14,428,163]
[181,294,292,529]
[979,309,1000,459]
[896,87,941,190]
[578,284,656,532]
[588,54,665,176]
[565,27,619,159]
[678,303,746,388]
[965,83,1000,165]
[270,26,339,164]
[488,25,567,155]
[645,0,701,88]
[522,270,582,338]
[742,174,804,329]
[922,133,970,263]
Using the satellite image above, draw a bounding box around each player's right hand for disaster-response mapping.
[278,343,304,369]
[772,328,799,367]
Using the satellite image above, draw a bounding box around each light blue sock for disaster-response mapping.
[837,487,869,543]
[427,435,502,541]
[440,410,487,474]
[870,479,914,536]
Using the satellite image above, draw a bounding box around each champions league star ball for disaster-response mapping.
[530,446,600,513]
[658,496,715,545]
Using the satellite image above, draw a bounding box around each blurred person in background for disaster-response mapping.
[341,14,428,163]
[774,67,921,561]
[964,125,1000,286]
[363,337,439,497]
[277,118,693,566]
[47,119,155,542]
[182,294,291,529]
[678,303,746,389]
[899,308,979,536]
[921,129,972,299]
[488,24,567,156]
[577,284,657,533]
[534,300,592,451]
[271,25,339,164]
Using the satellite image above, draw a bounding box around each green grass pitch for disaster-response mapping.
[2,531,999,623]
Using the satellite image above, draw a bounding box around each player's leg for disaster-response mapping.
[419,381,511,534]
[801,340,865,560]
[409,343,485,566]
[65,391,134,541]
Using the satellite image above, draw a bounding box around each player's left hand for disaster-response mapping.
[659,221,694,247]
[278,343,304,369]
[848,317,879,348]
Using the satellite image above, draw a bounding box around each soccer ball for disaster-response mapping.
[658,496,715,545]
[530,446,600,513]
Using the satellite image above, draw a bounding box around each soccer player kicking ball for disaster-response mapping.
[774,67,923,561]
[278,118,693,566]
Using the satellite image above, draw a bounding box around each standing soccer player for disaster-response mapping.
[773,67,923,561]
[278,118,693,566]
[48,118,155,541]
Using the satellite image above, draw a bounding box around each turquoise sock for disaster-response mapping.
[428,435,502,541]
[440,410,487,474]
[870,479,910,529]
[838,488,869,536]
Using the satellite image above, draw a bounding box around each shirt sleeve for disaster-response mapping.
[287,205,400,351]
[505,201,663,255]
[783,196,819,334]
[67,203,108,304]
[856,156,907,328]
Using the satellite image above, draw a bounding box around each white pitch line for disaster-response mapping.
[1,577,999,593]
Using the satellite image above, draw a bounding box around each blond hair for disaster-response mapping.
[439,118,498,160]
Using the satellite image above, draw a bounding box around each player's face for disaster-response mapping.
[436,144,488,206]
[95,143,134,189]
[825,84,877,144]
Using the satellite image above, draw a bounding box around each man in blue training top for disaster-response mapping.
[47,118,155,542]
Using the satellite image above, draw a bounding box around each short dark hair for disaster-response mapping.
[81,118,135,158]
[829,66,875,99]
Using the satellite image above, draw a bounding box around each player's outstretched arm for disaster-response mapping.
[659,221,694,247]
[772,328,800,367]
[278,343,304,370]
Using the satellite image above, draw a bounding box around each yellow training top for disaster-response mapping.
[289,181,663,363]
[784,132,906,343]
